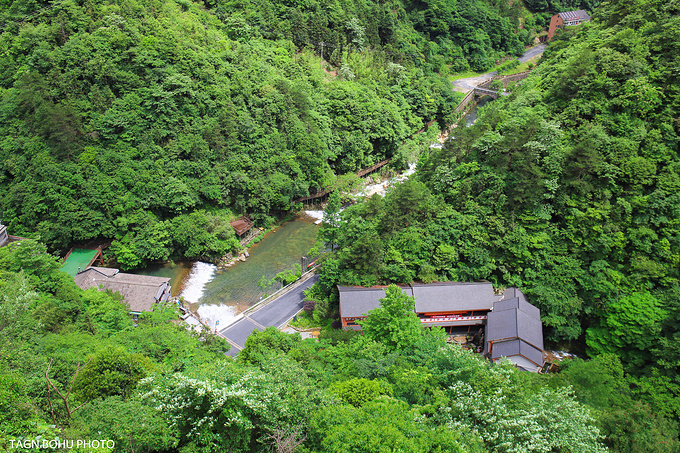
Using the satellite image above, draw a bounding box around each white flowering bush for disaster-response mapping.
[138,357,334,452]
[138,366,265,452]
[443,382,607,453]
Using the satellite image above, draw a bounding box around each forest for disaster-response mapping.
[3,0,680,451]
[3,239,676,453]
[0,0,547,269]
[308,0,680,449]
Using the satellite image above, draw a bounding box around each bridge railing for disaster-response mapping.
[241,265,320,317]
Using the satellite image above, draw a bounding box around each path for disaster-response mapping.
[452,44,545,93]
[219,274,319,356]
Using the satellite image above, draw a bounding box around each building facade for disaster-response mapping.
[338,282,545,371]
[548,10,591,40]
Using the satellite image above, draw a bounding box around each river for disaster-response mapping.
[463,96,493,127]
[137,215,319,328]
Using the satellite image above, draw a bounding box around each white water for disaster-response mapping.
[197,303,240,330]
[179,261,217,303]
[304,210,324,221]
[179,261,240,329]
[356,162,417,198]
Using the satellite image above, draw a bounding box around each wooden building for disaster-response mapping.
[338,282,545,371]
[74,267,171,315]
[230,216,254,239]
[486,288,544,372]
[338,282,501,331]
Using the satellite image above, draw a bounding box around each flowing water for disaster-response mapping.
[464,96,493,127]
[138,216,319,327]
[135,163,423,327]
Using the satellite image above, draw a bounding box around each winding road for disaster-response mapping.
[452,44,546,93]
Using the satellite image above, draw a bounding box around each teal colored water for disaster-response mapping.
[62,249,99,276]
[464,96,493,127]
[199,217,319,308]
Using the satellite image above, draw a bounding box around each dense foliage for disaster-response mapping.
[0,240,633,453]
[0,0,542,267]
[313,0,680,442]
[2,0,678,451]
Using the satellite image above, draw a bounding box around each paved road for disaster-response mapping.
[220,274,319,356]
[452,45,545,93]
[518,44,546,63]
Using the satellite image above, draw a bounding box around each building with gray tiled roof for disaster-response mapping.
[548,10,591,40]
[338,282,545,371]
[338,285,413,326]
[486,289,544,371]
[74,266,171,315]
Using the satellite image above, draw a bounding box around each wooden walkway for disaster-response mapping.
[295,159,391,204]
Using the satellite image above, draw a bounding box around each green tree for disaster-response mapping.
[359,284,422,351]
[73,347,155,401]
[320,190,343,251]
[309,397,479,453]
[70,396,177,453]
[238,327,301,365]
[329,377,391,407]
[81,287,131,336]
[586,292,667,367]
[443,382,607,453]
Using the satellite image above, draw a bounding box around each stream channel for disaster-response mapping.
[463,96,492,127]
[133,95,491,328]
[134,215,319,328]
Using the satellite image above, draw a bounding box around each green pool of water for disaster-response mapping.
[62,249,99,277]
[199,217,319,308]
[134,217,319,314]
[131,261,193,297]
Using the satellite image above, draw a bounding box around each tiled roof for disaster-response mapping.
[558,10,591,21]
[493,290,541,320]
[74,267,170,313]
[487,306,543,348]
[490,339,544,366]
[412,282,499,313]
[338,285,414,318]
[338,282,501,318]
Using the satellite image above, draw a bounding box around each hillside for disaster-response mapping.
[0,0,536,268]
[311,0,680,439]
[0,240,619,453]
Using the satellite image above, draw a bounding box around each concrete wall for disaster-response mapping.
[478,71,530,89]
[454,90,476,113]
[0,225,8,247]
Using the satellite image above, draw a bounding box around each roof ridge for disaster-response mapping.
[92,278,169,286]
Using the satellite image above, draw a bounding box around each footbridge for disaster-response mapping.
[452,71,531,119]
[473,87,500,99]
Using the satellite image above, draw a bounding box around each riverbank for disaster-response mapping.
[172,215,319,327]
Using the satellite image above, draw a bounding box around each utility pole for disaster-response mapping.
[319,42,325,70]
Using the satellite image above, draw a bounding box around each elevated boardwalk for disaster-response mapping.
[296,159,391,204]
